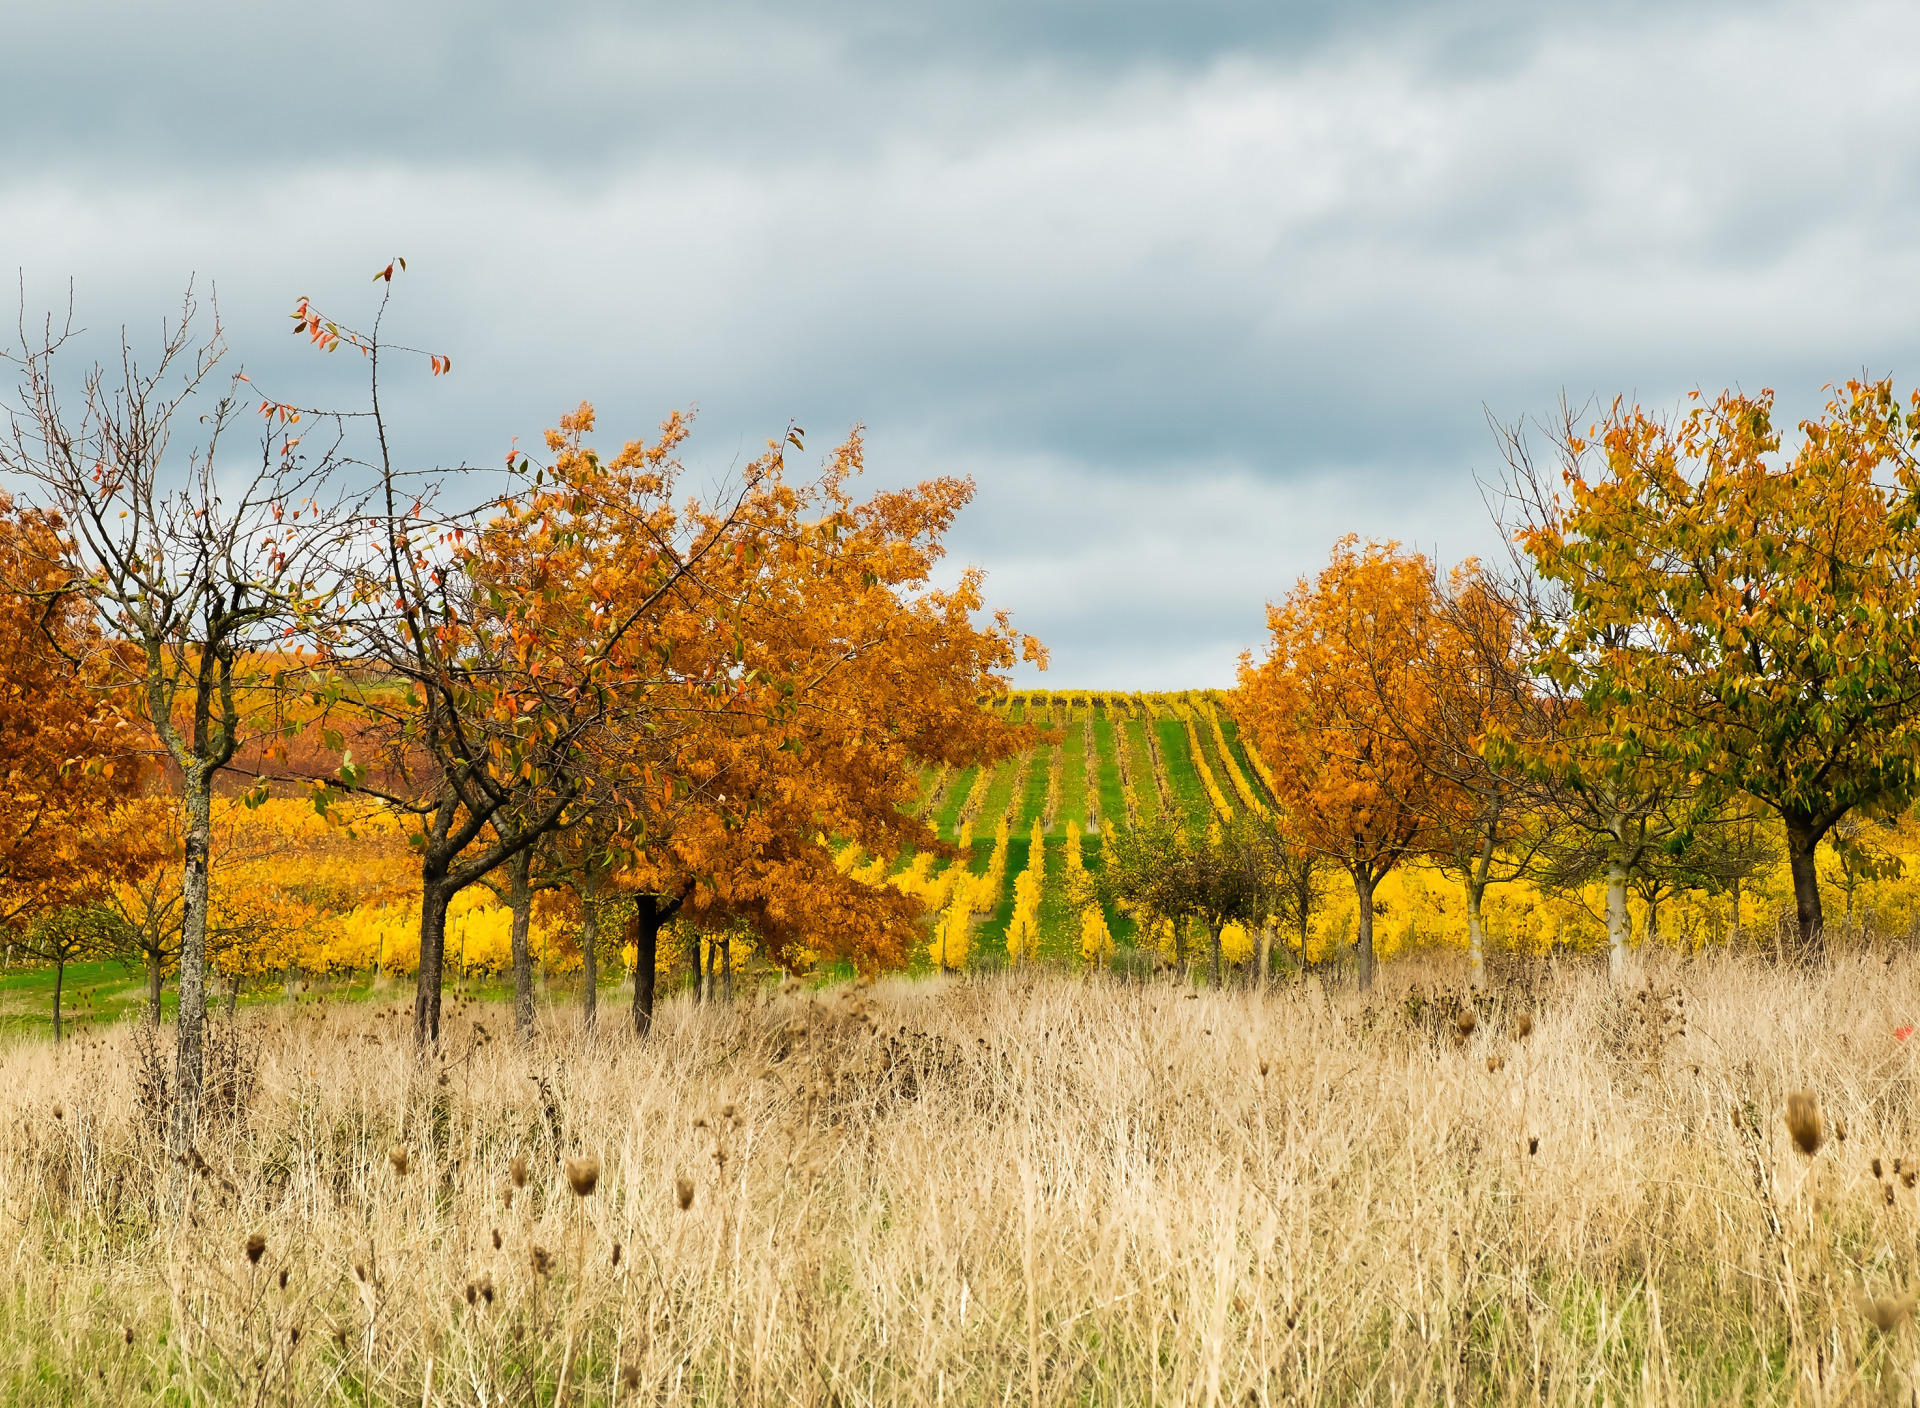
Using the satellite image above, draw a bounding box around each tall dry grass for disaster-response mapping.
[5,951,1920,1404]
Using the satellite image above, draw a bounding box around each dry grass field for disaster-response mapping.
[5,952,1920,1405]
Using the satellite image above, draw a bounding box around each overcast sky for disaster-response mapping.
[6,0,1918,686]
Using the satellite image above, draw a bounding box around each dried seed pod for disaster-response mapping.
[245,1233,266,1265]
[1875,1157,1885,1180]
[1456,1010,1477,1039]
[565,1156,601,1198]
[1857,1291,1917,1333]
[509,1154,529,1189]
[1514,1012,1534,1040]
[530,1246,555,1278]
[1527,1136,1539,1156]
[1486,1055,1505,1074]
[477,1272,494,1306]
[278,1268,288,1290]
[388,1146,410,1176]
[1785,1091,1824,1157]
[675,1177,695,1211]
[491,1228,502,1250]
[611,1241,623,1268]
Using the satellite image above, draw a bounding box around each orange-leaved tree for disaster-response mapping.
[1236,537,1456,991]
[1508,381,1920,959]
[0,494,151,931]
[526,408,1043,1035]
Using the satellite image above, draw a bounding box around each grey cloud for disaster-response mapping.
[4,0,1917,685]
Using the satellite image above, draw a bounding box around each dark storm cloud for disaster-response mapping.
[6,0,1919,686]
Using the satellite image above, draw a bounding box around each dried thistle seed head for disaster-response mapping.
[1486,1055,1505,1073]
[1514,1012,1534,1040]
[1875,1157,1885,1180]
[353,1264,367,1283]
[508,1154,529,1189]
[491,1228,502,1250]
[289,1326,300,1346]
[611,1241,623,1268]
[388,1146,410,1176]
[530,1246,554,1278]
[277,1268,288,1290]
[1904,1170,1917,1190]
[1785,1091,1824,1157]
[565,1156,601,1198]
[1887,1183,1898,1206]
[620,1363,642,1393]
[1528,1136,1539,1156]
[1258,1059,1270,1078]
[1858,1291,1917,1333]
[122,1326,133,1345]
[692,1116,708,1130]
[675,1177,695,1211]
[478,1272,494,1305]
[52,1103,64,1120]
[502,1187,515,1211]
[245,1233,266,1264]
[720,1104,736,1120]
[1456,1010,1477,1038]
[464,1281,477,1306]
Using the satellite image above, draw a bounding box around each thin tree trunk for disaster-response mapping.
[1208,918,1223,990]
[171,771,214,1155]
[1607,860,1629,984]
[509,848,534,1042]
[51,957,64,1045]
[631,894,660,1040]
[1466,883,1487,992]
[579,888,599,1032]
[721,933,732,1003]
[225,972,239,1018]
[1785,816,1826,961]
[1730,876,1742,949]
[1257,924,1272,989]
[147,950,163,1026]
[414,881,452,1047]
[1353,868,1378,993]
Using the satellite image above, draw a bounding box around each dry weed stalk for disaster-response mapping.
[1,954,1918,1402]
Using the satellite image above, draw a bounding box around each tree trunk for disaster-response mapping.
[1730,876,1742,949]
[414,881,451,1047]
[51,957,64,1045]
[1785,818,1825,961]
[1606,860,1629,984]
[1297,909,1311,983]
[171,771,214,1155]
[1257,924,1272,989]
[1354,868,1377,993]
[721,933,732,1004]
[509,848,534,1043]
[147,950,163,1026]
[225,971,239,1018]
[1207,918,1223,990]
[631,894,660,1039]
[579,889,599,1033]
[1466,882,1487,991]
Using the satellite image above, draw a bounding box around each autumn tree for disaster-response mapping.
[3,297,341,1149]
[1508,381,1920,959]
[519,409,1043,1036]
[1236,537,1454,991]
[1094,813,1282,986]
[0,495,149,930]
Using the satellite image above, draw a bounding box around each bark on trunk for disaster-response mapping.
[1354,868,1377,993]
[1466,884,1487,991]
[721,934,732,1003]
[1207,918,1223,990]
[1730,876,1742,949]
[1606,860,1629,984]
[414,881,451,1047]
[631,894,660,1039]
[225,972,239,1018]
[1257,924,1272,990]
[170,772,213,1155]
[579,888,599,1032]
[51,958,64,1045]
[1785,818,1825,961]
[509,848,534,1042]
